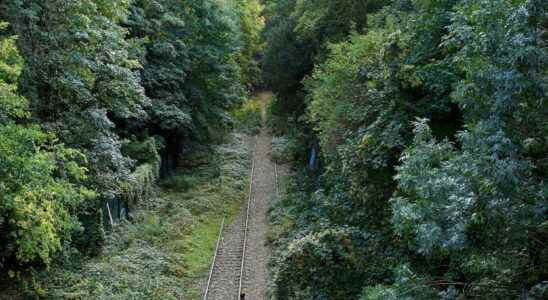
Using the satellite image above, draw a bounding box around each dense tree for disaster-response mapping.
[0,21,93,268]
[1,0,545,298]
[236,0,265,88]
[262,0,388,125]
[124,0,247,175]
[0,0,262,284]
[2,0,150,200]
[268,0,548,298]
[387,1,548,297]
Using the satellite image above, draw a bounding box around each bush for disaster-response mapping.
[274,227,388,299]
[122,137,161,165]
[271,136,298,163]
[231,98,262,134]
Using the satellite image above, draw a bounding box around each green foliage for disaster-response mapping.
[0,0,262,293]
[124,0,250,175]
[262,0,389,124]
[268,0,548,298]
[271,136,293,163]
[122,137,160,165]
[359,265,441,300]
[262,0,312,120]
[0,125,93,266]
[0,26,94,268]
[121,161,160,212]
[2,0,150,201]
[235,0,265,88]
[231,98,262,134]
[80,209,105,257]
[127,0,246,131]
[274,227,387,299]
[0,31,26,123]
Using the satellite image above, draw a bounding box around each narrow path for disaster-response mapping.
[204,92,275,300]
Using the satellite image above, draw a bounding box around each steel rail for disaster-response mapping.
[202,217,225,300]
[274,161,279,199]
[203,138,256,300]
[237,150,255,299]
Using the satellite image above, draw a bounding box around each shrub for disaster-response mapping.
[231,98,262,134]
[271,136,298,163]
[122,137,161,165]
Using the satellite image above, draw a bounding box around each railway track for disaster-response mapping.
[202,141,256,300]
[203,92,277,300]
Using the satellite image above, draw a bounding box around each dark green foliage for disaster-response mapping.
[29,133,252,298]
[262,0,389,127]
[124,0,246,175]
[231,98,262,134]
[75,209,105,257]
[0,0,261,293]
[0,21,93,268]
[268,0,548,298]
[2,0,150,201]
[387,1,548,296]
[275,227,386,299]
[121,137,160,165]
[262,0,314,122]
[235,0,265,88]
[0,0,159,263]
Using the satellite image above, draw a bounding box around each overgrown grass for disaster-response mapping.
[30,134,251,299]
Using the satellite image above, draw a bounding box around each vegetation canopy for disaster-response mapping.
[265,0,547,299]
[0,0,546,299]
